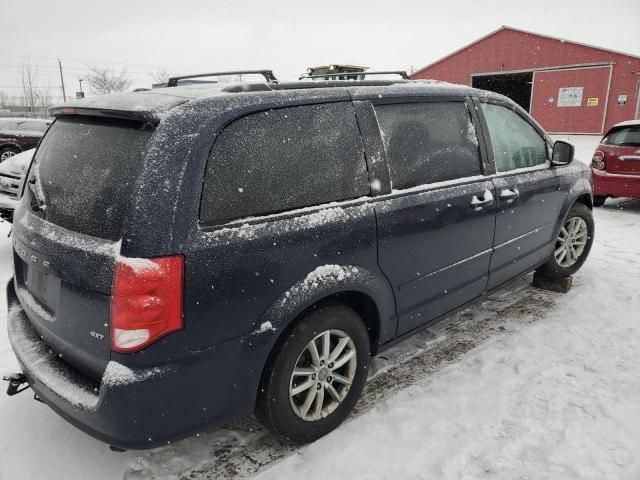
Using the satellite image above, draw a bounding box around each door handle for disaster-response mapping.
[500,187,520,202]
[470,189,494,209]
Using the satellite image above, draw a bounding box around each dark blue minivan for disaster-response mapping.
[5,74,594,449]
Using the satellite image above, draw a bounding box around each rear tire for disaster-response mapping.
[537,203,594,278]
[593,195,606,207]
[256,304,370,444]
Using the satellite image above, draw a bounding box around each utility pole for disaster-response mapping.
[58,58,67,102]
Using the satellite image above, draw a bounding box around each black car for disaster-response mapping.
[4,72,594,450]
[0,118,50,162]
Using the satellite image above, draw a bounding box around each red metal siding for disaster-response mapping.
[530,66,610,134]
[412,28,640,132]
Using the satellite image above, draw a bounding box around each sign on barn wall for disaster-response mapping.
[531,66,609,133]
[557,87,583,107]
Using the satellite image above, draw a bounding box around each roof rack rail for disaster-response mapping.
[298,70,410,80]
[167,70,278,87]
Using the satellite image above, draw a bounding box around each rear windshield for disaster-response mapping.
[27,116,153,241]
[602,126,640,147]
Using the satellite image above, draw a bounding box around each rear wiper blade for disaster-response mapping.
[27,163,47,213]
[27,179,45,212]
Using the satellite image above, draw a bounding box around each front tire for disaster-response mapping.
[593,195,606,207]
[537,203,594,278]
[256,304,370,444]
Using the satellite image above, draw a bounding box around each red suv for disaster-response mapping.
[591,120,640,206]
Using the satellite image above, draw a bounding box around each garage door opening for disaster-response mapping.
[472,72,533,112]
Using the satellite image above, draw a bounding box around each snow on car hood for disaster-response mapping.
[0,148,34,175]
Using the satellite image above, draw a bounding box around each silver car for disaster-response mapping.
[0,148,34,222]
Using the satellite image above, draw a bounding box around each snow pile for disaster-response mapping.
[116,256,158,273]
[303,264,358,286]
[102,361,170,388]
[280,264,360,308]
[253,321,276,334]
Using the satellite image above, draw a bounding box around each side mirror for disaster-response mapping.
[551,140,574,166]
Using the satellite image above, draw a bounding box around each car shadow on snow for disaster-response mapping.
[124,274,560,480]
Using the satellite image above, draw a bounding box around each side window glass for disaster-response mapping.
[200,102,369,224]
[480,103,547,172]
[374,101,481,190]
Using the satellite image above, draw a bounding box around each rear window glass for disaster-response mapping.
[602,126,640,147]
[374,102,481,190]
[27,117,153,241]
[200,102,369,224]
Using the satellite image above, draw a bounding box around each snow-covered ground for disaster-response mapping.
[3,136,640,480]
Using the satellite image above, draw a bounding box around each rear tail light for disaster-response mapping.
[111,255,184,352]
[592,150,606,170]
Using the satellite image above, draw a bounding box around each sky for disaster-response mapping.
[0,0,639,103]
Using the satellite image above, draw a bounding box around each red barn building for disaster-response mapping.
[411,26,640,134]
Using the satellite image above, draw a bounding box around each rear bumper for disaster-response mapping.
[6,281,263,449]
[591,167,640,198]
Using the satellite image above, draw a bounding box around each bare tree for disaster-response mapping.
[0,90,8,108]
[85,65,133,95]
[21,58,40,118]
[149,68,171,86]
[36,82,52,114]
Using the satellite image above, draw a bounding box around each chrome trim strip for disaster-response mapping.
[494,224,553,250]
[398,248,493,288]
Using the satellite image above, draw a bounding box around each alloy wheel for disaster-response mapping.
[554,216,588,268]
[289,329,357,422]
[0,150,16,162]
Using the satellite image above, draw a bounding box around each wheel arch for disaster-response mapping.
[272,290,383,357]
[253,265,395,351]
[553,177,593,238]
[250,264,396,404]
[0,143,22,153]
[575,192,593,210]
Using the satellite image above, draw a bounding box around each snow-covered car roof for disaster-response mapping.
[48,80,501,125]
[610,119,640,129]
[0,117,50,124]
